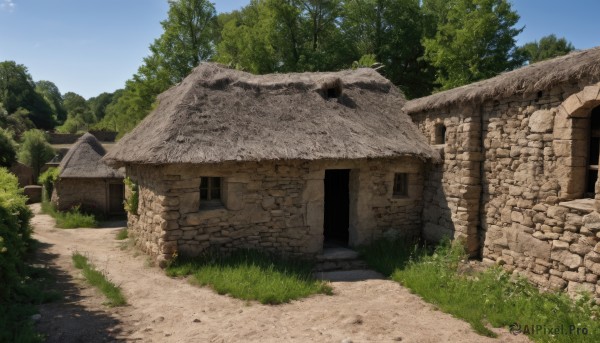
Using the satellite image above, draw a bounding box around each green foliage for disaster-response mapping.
[0,61,55,129]
[517,34,575,64]
[35,80,67,124]
[0,127,17,168]
[362,239,600,341]
[17,129,55,181]
[38,167,59,201]
[0,168,55,342]
[115,228,128,240]
[423,0,523,90]
[343,0,434,98]
[166,250,332,304]
[123,177,139,215]
[41,202,98,229]
[72,252,127,306]
[0,105,35,139]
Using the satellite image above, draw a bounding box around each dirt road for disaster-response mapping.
[31,204,530,343]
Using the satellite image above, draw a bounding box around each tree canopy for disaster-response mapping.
[517,34,575,64]
[423,0,524,90]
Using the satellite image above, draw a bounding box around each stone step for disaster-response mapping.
[314,247,369,272]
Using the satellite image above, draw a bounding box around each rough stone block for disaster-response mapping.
[528,109,554,133]
[551,250,583,269]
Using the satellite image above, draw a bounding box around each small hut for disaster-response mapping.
[52,133,125,216]
[103,63,439,265]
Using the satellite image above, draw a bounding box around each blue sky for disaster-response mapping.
[1,0,599,99]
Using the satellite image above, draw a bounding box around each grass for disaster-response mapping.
[361,239,600,342]
[71,252,126,307]
[166,250,333,304]
[115,228,128,240]
[41,201,98,228]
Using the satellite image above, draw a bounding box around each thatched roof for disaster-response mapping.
[59,133,123,179]
[103,63,438,167]
[405,46,600,113]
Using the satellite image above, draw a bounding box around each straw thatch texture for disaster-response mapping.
[59,133,123,178]
[103,63,438,167]
[405,47,600,113]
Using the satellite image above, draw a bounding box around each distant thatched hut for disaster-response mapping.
[104,63,438,265]
[52,133,125,216]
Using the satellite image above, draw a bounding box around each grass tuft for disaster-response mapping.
[71,252,126,307]
[115,228,128,240]
[166,250,332,304]
[362,239,600,342]
[41,201,98,228]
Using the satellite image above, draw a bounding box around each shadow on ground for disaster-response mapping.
[34,241,126,343]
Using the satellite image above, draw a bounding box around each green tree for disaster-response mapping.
[517,34,575,64]
[35,80,67,123]
[342,0,434,98]
[17,129,55,181]
[95,0,216,137]
[0,61,55,129]
[0,128,17,168]
[57,92,94,133]
[86,92,115,123]
[0,104,35,139]
[423,0,523,90]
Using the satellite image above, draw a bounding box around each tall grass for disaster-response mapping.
[362,239,600,342]
[41,201,98,228]
[167,250,332,304]
[115,228,128,240]
[72,252,126,307]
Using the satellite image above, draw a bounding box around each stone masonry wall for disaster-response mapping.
[411,79,600,298]
[125,158,424,266]
[52,178,120,215]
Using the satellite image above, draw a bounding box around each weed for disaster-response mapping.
[71,252,126,307]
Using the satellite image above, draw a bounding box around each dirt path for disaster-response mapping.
[31,204,530,343]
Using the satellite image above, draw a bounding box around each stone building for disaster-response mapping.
[406,47,600,296]
[53,133,125,216]
[103,63,438,265]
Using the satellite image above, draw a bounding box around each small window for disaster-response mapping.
[393,173,408,197]
[200,177,222,207]
[434,124,446,144]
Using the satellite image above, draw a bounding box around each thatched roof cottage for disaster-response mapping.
[406,47,600,297]
[104,63,438,265]
[52,133,125,216]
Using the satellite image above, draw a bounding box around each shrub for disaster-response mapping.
[17,129,55,181]
[38,167,59,201]
[115,228,128,240]
[123,177,138,215]
[0,128,17,168]
[0,167,53,342]
[167,250,332,304]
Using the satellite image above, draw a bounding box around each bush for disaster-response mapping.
[167,250,332,304]
[0,167,52,342]
[123,177,138,215]
[38,167,59,201]
[0,128,17,168]
[17,129,55,181]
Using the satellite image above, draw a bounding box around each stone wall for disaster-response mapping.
[52,178,122,215]
[125,158,424,266]
[410,79,600,298]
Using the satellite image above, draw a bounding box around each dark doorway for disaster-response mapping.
[323,169,350,246]
[108,183,125,214]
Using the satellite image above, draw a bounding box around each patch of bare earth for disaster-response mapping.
[31,204,530,342]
